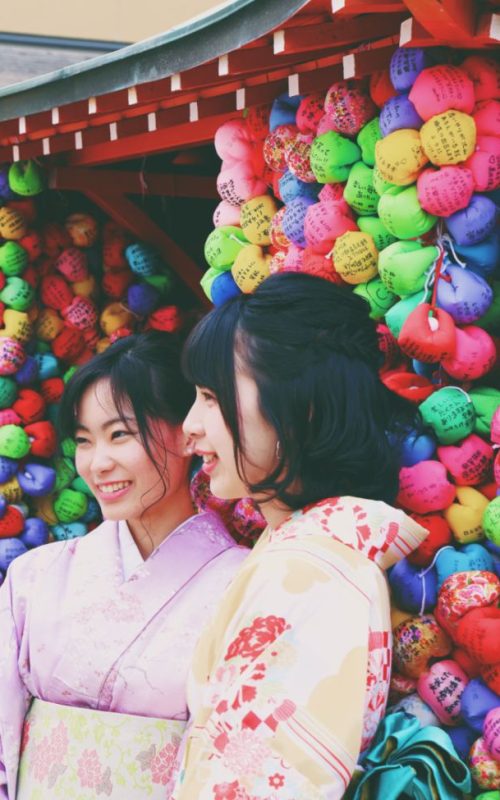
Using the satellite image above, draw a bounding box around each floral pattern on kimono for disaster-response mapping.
[0,512,248,799]
[171,496,427,800]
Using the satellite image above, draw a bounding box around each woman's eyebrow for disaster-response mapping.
[75,416,135,432]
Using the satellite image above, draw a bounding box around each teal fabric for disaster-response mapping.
[351,711,471,800]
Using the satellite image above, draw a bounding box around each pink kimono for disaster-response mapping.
[0,511,248,799]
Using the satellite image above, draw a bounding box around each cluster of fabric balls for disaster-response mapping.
[201,46,500,792]
[0,161,181,583]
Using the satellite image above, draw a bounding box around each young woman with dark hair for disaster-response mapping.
[172,273,428,800]
[0,332,248,800]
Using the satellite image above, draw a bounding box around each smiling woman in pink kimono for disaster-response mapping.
[170,273,428,799]
[0,332,248,800]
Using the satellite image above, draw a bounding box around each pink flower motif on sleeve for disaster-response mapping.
[224,616,290,662]
[77,749,103,789]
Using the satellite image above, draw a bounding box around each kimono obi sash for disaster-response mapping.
[17,699,186,799]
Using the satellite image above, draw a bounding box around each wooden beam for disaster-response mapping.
[402,0,476,42]
[65,111,236,166]
[274,13,404,55]
[400,12,499,47]
[83,188,209,306]
[331,0,406,15]
[49,167,219,199]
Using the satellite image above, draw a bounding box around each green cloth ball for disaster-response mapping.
[378,185,437,239]
[373,165,396,196]
[204,226,248,270]
[310,131,361,183]
[343,162,378,215]
[54,488,88,523]
[71,475,95,497]
[53,456,77,493]
[385,290,427,338]
[0,277,34,312]
[357,216,397,251]
[0,424,30,459]
[483,496,500,546]
[144,273,174,295]
[63,366,78,384]
[0,376,17,409]
[378,240,438,296]
[356,117,382,167]
[469,387,500,436]
[419,387,476,445]
[354,278,397,319]
[0,241,28,277]
[61,437,77,458]
[200,266,222,301]
[8,160,44,196]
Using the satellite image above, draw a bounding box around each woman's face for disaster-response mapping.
[75,379,189,532]
[183,369,277,501]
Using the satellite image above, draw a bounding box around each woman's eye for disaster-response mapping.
[199,388,217,404]
[75,435,89,445]
[111,430,131,440]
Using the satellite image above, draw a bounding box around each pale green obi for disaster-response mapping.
[17,699,186,799]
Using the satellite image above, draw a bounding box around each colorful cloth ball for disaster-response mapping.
[304,200,358,255]
[462,55,500,102]
[389,47,432,92]
[436,264,493,324]
[214,118,254,162]
[323,80,377,136]
[469,737,500,790]
[0,337,26,376]
[420,387,475,445]
[310,131,361,183]
[332,231,378,285]
[417,659,469,725]
[465,135,500,193]
[296,94,325,135]
[65,213,98,248]
[442,325,496,381]
[378,185,437,239]
[378,241,438,296]
[445,194,498,246]
[445,486,491,544]
[397,460,456,514]
[375,128,429,186]
[343,162,378,215]
[216,162,267,206]
[282,196,315,248]
[393,614,452,679]
[417,165,474,216]
[240,195,279,246]
[263,125,298,172]
[421,110,476,166]
[231,244,271,293]
[204,226,248,271]
[409,65,475,121]
[483,497,500,546]
[285,134,316,183]
[380,94,423,136]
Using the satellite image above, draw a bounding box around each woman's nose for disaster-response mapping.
[90,443,115,474]
[182,403,203,439]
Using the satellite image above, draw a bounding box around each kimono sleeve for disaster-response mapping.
[0,562,32,800]
[173,540,374,800]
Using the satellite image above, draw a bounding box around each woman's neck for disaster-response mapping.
[128,483,195,559]
[258,497,293,531]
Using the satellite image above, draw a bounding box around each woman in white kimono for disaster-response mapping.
[171,273,428,799]
[0,332,248,800]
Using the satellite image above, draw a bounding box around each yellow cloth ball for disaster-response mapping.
[100,303,134,336]
[0,476,22,503]
[333,231,379,284]
[375,129,429,186]
[232,244,271,293]
[0,309,32,343]
[65,213,99,248]
[240,195,279,246]
[421,110,476,166]
[0,207,27,240]
[444,486,489,544]
[72,275,97,298]
[33,494,58,526]
[96,338,111,354]
[36,308,65,342]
